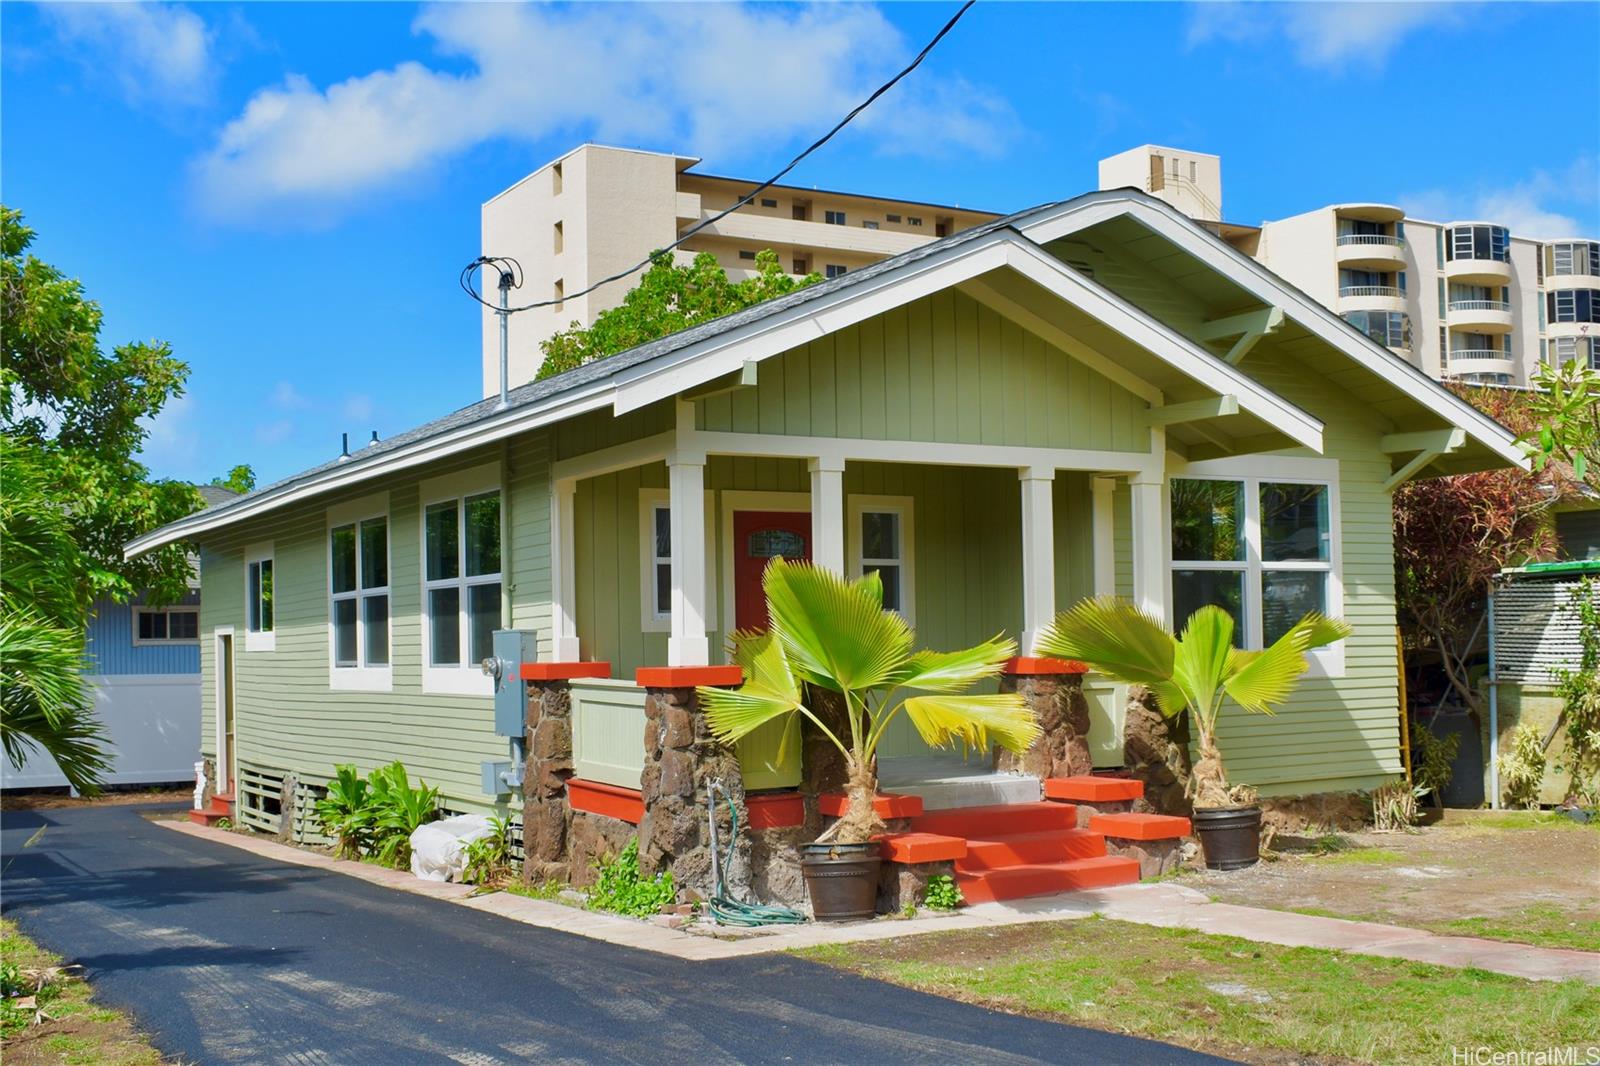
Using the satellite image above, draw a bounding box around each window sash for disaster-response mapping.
[651,504,671,620]
[423,490,502,669]
[134,608,199,644]
[331,516,389,671]
[247,559,273,633]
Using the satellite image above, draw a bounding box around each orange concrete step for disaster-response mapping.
[1088,812,1191,840]
[908,802,1077,839]
[956,855,1141,904]
[958,829,1108,871]
[1043,775,1143,803]
[877,832,967,864]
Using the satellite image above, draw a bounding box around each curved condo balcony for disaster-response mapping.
[1334,205,1408,270]
[1445,348,1515,379]
[1445,298,1514,332]
[1443,222,1513,284]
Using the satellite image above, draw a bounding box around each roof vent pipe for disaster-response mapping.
[337,432,350,463]
[368,430,379,447]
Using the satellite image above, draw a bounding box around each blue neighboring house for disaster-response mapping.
[2,485,235,791]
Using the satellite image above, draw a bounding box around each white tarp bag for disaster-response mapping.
[409,813,494,882]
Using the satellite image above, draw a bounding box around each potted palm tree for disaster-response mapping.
[698,560,1039,920]
[1038,597,1349,870]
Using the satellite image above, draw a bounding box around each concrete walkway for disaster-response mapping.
[162,819,1600,982]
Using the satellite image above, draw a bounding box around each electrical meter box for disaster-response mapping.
[490,628,536,737]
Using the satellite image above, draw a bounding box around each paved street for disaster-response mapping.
[2,802,1228,1065]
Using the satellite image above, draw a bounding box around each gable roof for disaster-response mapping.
[127,188,1522,557]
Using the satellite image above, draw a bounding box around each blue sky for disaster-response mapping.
[4,1,1596,486]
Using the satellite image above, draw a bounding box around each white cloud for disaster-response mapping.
[192,2,1017,225]
[254,419,294,447]
[42,2,216,107]
[1404,158,1598,240]
[342,394,375,424]
[270,380,310,410]
[1187,2,1468,71]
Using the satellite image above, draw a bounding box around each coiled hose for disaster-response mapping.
[705,783,807,927]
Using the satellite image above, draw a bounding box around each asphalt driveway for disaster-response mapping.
[1,803,1229,1065]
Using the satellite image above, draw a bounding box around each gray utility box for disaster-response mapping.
[491,629,537,737]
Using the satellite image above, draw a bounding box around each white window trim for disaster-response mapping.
[419,463,501,697]
[328,493,392,692]
[846,494,916,625]
[1166,455,1344,678]
[718,490,810,649]
[243,542,275,652]
[130,605,200,646]
[638,488,717,634]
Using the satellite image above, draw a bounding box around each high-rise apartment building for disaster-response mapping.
[1099,145,1600,387]
[478,144,998,396]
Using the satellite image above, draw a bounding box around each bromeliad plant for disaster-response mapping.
[1038,597,1350,809]
[313,761,440,867]
[698,560,1039,844]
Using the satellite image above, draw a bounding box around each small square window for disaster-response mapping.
[825,210,847,226]
[863,221,879,230]
[825,264,847,279]
[908,217,923,227]
[738,250,757,261]
[760,198,778,208]
[886,214,902,224]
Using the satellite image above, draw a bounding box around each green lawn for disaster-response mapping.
[799,916,1600,1066]
[2,919,168,1065]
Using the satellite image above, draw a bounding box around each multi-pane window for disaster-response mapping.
[1548,241,1600,277]
[1552,337,1599,370]
[330,517,389,670]
[1342,310,1410,348]
[825,264,847,279]
[824,210,847,226]
[1547,289,1600,324]
[133,607,199,644]
[1446,224,1510,262]
[247,558,273,633]
[424,491,501,670]
[1170,479,1334,649]
[859,511,904,614]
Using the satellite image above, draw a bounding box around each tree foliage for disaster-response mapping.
[211,464,256,495]
[1393,385,1561,719]
[1520,358,1600,492]
[2,205,203,606]
[536,249,820,379]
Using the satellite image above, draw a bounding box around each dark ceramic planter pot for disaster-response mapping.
[799,841,882,921]
[1192,804,1262,870]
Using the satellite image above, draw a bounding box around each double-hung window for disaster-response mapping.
[244,543,274,651]
[1169,464,1342,675]
[639,489,716,633]
[848,496,915,622]
[329,498,390,689]
[423,481,501,691]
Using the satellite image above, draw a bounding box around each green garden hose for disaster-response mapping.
[706,784,808,927]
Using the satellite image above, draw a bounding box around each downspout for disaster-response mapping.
[1487,580,1500,810]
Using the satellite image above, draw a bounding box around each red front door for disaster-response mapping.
[733,511,811,632]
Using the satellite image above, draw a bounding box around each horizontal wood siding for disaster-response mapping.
[695,290,1149,452]
[198,436,552,815]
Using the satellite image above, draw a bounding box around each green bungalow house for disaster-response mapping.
[128,190,1523,905]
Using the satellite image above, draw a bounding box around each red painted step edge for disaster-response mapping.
[1044,775,1144,802]
[877,832,967,864]
[568,779,644,824]
[818,791,924,819]
[1001,656,1089,675]
[1088,812,1192,841]
[635,665,744,688]
[745,792,805,830]
[521,661,612,682]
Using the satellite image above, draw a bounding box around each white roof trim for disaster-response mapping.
[610,229,1322,452]
[123,386,614,558]
[1017,191,1527,469]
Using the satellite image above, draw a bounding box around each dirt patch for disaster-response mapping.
[3,1014,169,1066]
[1,789,191,812]
[1181,813,1600,949]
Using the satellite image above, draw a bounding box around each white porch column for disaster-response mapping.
[548,478,581,661]
[1019,467,1056,655]
[1130,474,1169,623]
[809,457,846,574]
[667,452,710,666]
[1091,475,1116,598]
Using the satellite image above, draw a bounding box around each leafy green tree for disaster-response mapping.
[211,464,256,494]
[537,249,820,379]
[1038,598,1349,808]
[0,437,109,793]
[2,205,203,606]
[698,561,1037,843]
[1521,358,1600,492]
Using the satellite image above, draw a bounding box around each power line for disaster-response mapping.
[459,0,978,316]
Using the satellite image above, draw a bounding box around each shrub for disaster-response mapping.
[462,815,514,886]
[1371,779,1423,832]
[366,762,441,869]
[314,763,373,859]
[1411,727,1460,809]
[1498,721,1548,810]
[1554,578,1600,808]
[587,838,674,918]
[921,874,964,911]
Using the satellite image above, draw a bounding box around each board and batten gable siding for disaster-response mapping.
[694,290,1151,453]
[87,595,201,676]
[197,436,552,813]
